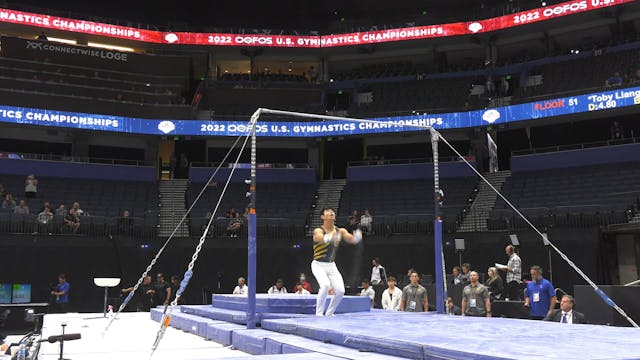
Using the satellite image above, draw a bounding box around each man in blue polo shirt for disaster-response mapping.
[51,274,70,313]
[524,265,556,320]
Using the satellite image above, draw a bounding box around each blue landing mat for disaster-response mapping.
[262,311,640,360]
[212,294,371,314]
[187,354,341,360]
[180,304,309,325]
[150,308,225,337]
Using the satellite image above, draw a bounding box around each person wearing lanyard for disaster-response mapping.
[400,271,428,312]
[311,208,362,317]
[461,271,491,317]
[524,265,556,320]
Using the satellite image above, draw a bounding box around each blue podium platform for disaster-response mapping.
[211,293,371,314]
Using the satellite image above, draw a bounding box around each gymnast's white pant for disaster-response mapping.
[311,260,345,316]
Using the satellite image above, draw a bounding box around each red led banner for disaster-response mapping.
[0,0,631,48]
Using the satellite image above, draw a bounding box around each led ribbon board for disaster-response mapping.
[0,86,638,137]
[0,0,630,47]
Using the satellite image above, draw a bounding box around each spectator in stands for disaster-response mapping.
[0,184,6,198]
[309,66,319,83]
[485,266,504,301]
[500,245,522,300]
[36,32,48,41]
[117,210,134,235]
[14,200,29,215]
[360,279,375,307]
[544,294,586,324]
[64,208,80,233]
[605,72,623,87]
[298,273,313,293]
[294,283,310,294]
[39,201,51,213]
[267,278,287,294]
[446,297,461,315]
[451,266,464,285]
[460,263,471,283]
[72,202,85,216]
[55,204,67,217]
[381,276,401,311]
[24,174,38,198]
[154,273,171,306]
[226,213,243,237]
[400,271,428,312]
[37,205,53,226]
[360,209,372,234]
[347,210,359,231]
[524,265,556,320]
[2,194,16,210]
[461,271,491,317]
[610,121,624,140]
[233,277,247,295]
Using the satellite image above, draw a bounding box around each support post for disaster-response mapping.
[247,112,258,329]
[431,129,445,314]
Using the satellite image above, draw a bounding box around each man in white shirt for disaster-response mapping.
[381,276,401,311]
[267,278,287,294]
[232,277,247,295]
[360,209,372,234]
[360,279,375,308]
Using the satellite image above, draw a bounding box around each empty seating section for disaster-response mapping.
[349,77,478,117]
[202,82,323,118]
[333,61,416,81]
[0,57,192,119]
[187,182,316,237]
[0,174,158,236]
[339,177,476,233]
[489,162,640,230]
[515,48,640,101]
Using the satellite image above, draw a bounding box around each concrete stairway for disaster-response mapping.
[457,170,510,232]
[306,179,347,236]
[158,179,189,237]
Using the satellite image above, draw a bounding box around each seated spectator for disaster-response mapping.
[451,266,464,285]
[610,121,624,140]
[381,276,401,311]
[64,208,81,233]
[360,279,375,308]
[37,206,53,224]
[605,72,622,87]
[14,200,29,215]
[232,277,247,295]
[116,210,134,235]
[360,209,372,234]
[446,297,462,315]
[298,273,313,293]
[56,204,68,217]
[71,202,86,216]
[460,263,471,283]
[485,267,504,301]
[347,210,359,231]
[267,278,287,294]
[226,213,243,237]
[294,283,310,295]
[24,174,38,198]
[38,201,51,213]
[0,183,6,198]
[1,194,16,210]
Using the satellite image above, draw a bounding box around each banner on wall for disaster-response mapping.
[0,86,639,137]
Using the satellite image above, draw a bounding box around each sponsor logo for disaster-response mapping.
[482,109,501,123]
[158,121,176,134]
[165,33,179,43]
[25,41,43,49]
[468,22,483,33]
